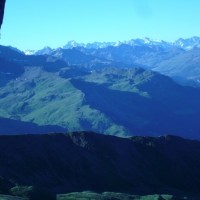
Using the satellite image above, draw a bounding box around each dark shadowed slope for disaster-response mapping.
[0,117,66,134]
[0,132,200,199]
[70,69,200,139]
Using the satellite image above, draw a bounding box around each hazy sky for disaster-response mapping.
[1,0,200,50]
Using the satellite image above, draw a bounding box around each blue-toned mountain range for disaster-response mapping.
[1,42,200,139]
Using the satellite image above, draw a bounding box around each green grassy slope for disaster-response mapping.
[0,67,126,135]
[1,66,200,138]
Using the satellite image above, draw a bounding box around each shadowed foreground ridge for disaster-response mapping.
[0,132,200,199]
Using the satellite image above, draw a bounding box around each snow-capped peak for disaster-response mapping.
[35,46,54,55]
[24,49,36,55]
[23,36,200,56]
[173,36,200,50]
[63,40,84,49]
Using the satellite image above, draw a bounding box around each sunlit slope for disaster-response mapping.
[0,67,126,135]
[1,65,200,138]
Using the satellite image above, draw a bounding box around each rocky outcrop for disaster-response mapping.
[0,0,6,29]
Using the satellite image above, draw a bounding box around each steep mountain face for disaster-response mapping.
[0,132,200,199]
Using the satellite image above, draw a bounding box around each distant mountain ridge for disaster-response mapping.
[22,36,200,56]
[61,36,200,51]
[18,36,200,87]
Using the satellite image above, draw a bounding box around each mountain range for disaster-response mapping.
[32,36,200,52]
[1,0,200,195]
[21,36,200,87]
[1,37,200,199]
[1,43,200,139]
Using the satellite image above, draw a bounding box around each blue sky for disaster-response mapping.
[1,0,200,50]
